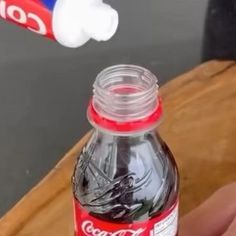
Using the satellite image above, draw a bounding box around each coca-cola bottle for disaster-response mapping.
[72,65,179,236]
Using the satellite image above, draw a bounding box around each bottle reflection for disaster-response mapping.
[202,0,236,61]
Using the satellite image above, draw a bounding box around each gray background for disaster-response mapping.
[0,0,209,215]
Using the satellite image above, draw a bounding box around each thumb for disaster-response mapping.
[180,182,236,236]
[222,216,236,236]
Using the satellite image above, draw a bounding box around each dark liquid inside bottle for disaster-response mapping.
[72,130,179,224]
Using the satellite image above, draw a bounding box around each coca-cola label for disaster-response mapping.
[0,0,54,38]
[82,221,145,236]
[74,200,179,236]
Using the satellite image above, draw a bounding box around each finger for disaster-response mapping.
[179,182,236,236]
[222,216,236,236]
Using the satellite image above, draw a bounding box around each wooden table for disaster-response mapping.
[0,60,236,236]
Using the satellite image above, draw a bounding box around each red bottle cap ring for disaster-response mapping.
[87,97,163,133]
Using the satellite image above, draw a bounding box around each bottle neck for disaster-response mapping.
[88,65,162,134]
[93,125,158,138]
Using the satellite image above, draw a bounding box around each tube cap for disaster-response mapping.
[52,0,119,48]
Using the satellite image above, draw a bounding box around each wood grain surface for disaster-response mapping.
[0,60,236,236]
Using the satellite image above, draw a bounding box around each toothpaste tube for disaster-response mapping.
[0,0,119,48]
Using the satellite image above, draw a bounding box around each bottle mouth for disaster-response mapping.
[88,65,162,133]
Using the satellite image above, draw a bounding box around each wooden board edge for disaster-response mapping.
[0,132,91,236]
[160,60,235,99]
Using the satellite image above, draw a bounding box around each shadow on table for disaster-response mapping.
[202,0,236,61]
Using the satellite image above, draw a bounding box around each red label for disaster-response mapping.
[0,0,54,39]
[74,200,179,236]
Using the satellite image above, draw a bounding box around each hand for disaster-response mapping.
[179,182,236,236]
